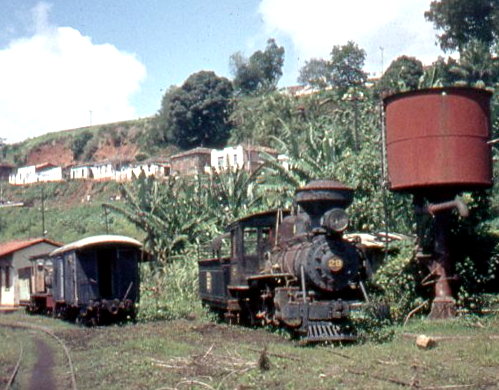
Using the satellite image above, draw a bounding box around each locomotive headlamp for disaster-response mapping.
[321,208,349,233]
[327,256,344,272]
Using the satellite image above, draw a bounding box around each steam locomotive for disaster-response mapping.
[27,235,146,325]
[198,180,371,343]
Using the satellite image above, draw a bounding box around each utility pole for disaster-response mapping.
[41,186,46,237]
[103,205,110,234]
[380,47,384,76]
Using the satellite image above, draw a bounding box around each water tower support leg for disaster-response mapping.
[428,212,456,319]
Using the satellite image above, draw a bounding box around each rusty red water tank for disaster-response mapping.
[383,87,493,192]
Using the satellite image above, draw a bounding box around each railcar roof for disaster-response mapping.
[50,235,142,256]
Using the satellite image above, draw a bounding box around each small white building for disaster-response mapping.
[90,161,118,181]
[211,145,245,172]
[70,164,93,180]
[210,145,279,173]
[9,163,63,185]
[116,158,170,182]
[0,238,61,307]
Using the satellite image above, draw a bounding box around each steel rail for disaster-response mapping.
[0,320,77,390]
[4,340,23,390]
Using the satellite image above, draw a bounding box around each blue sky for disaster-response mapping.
[0,0,446,143]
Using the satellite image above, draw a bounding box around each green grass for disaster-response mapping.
[0,181,143,244]
[1,310,498,390]
[0,313,73,389]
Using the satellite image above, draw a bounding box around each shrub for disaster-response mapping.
[137,253,205,321]
[370,239,428,322]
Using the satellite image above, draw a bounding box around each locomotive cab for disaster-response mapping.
[26,254,55,314]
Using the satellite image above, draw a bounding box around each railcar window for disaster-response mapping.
[261,227,271,253]
[243,228,258,256]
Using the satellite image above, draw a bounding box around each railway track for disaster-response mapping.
[0,320,77,390]
[4,340,23,390]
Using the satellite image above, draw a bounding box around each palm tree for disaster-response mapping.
[450,40,499,88]
[105,176,213,264]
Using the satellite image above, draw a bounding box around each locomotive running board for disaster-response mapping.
[304,322,357,343]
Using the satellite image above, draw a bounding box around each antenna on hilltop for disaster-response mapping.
[380,47,384,77]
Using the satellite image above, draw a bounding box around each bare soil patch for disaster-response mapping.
[29,338,56,390]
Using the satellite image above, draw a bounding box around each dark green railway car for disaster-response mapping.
[50,235,145,325]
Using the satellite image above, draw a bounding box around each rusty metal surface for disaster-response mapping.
[296,180,354,217]
[384,87,493,192]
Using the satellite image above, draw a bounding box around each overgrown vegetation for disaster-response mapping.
[0,181,141,243]
[1,0,498,343]
[1,312,498,389]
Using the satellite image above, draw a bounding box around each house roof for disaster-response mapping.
[0,238,63,258]
[142,156,170,165]
[35,163,58,171]
[241,144,278,155]
[170,147,213,160]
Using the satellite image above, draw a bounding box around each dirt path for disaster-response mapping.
[29,338,57,390]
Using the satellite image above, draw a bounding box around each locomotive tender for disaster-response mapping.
[27,234,146,325]
[199,180,369,343]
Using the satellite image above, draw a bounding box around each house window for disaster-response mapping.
[5,266,11,288]
[217,156,224,167]
[233,154,238,165]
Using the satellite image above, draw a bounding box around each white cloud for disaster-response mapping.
[0,2,146,143]
[258,0,447,78]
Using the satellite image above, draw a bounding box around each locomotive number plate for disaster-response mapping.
[327,257,344,272]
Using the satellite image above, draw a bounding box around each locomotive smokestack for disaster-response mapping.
[295,180,354,228]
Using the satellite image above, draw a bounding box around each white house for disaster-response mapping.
[116,158,170,182]
[37,164,63,183]
[210,145,245,172]
[0,238,61,307]
[90,161,118,181]
[70,164,93,180]
[210,145,279,173]
[9,163,63,185]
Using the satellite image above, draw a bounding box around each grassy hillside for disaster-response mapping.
[0,180,143,245]
[0,117,176,167]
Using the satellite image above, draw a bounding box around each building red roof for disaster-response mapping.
[0,238,63,258]
[35,163,58,171]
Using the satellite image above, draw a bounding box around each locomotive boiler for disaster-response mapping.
[198,180,369,343]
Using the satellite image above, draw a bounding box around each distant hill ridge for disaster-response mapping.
[2,117,176,168]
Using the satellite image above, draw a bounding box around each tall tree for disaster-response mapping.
[425,0,499,52]
[297,58,331,89]
[228,91,300,145]
[158,71,233,149]
[329,41,368,93]
[376,56,424,95]
[449,39,499,87]
[231,38,285,95]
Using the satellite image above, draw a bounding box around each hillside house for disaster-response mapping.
[0,163,14,182]
[116,158,170,182]
[9,163,63,185]
[70,164,93,180]
[89,161,121,181]
[170,147,212,176]
[210,145,279,173]
[0,238,61,307]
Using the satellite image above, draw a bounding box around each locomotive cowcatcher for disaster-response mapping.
[198,180,370,343]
